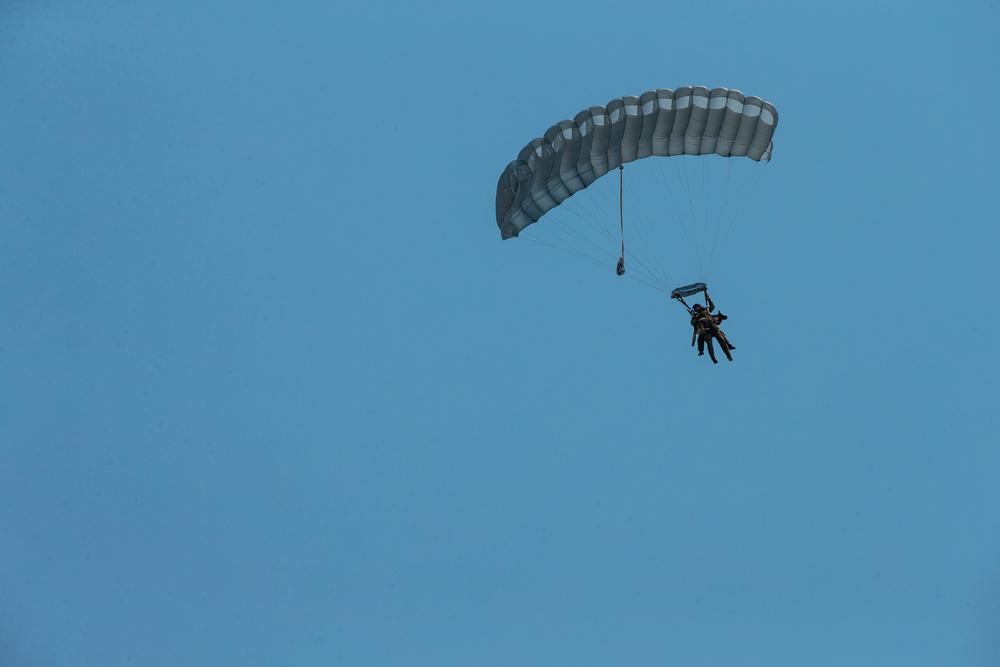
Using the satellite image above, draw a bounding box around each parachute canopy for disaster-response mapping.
[495,86,778,240]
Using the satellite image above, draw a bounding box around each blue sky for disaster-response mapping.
[2,1,999,665]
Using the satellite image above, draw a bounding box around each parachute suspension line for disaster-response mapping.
[704,160,766,278]
[519,170,669,294]
[616,165,626,276]
[619,175,673,291]
[668,157,707,280]
[702,157,733,282]
[521,175,620,264]
[674,294,694,315]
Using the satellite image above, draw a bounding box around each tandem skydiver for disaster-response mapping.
[690,295,735,364]
[671,284,735,364]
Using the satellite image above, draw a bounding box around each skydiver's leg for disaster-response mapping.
[707,323,727,351]
[715,332,733,361]
[719,329,735,350]
[705,337,718,363]
[697,335,705,356]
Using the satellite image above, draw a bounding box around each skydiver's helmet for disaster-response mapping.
[692,303,704,311]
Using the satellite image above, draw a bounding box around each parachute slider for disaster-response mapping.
[671,282,707,314]
[670,282,708,299]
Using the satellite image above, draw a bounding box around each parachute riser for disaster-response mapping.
[673,294,694,315]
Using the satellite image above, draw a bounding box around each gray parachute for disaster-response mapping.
[495,86,778,240]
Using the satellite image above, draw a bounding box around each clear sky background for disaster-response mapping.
[2,2,999,665]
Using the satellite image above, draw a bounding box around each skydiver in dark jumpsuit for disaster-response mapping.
[690,295,735,363]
